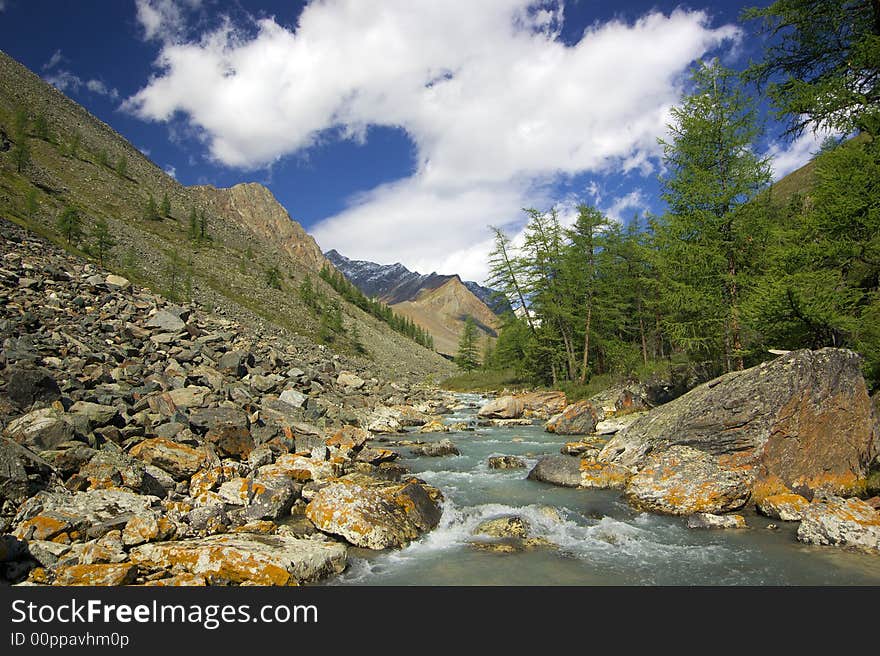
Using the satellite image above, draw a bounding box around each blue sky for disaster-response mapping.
[0,1,828,283]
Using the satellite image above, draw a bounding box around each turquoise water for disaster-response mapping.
[327,394,880,585]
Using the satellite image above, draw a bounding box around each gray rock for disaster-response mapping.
[145,310,186,333]
[0,437,56,505]
[279,389,307,409]
[478,396,524,419]
[69,401,119,427]
[797,496,880,553]
[5,366,61,408]
[217,350,253,377]
[601,349,874,500]
[4,408,74,450]
[687,513,747,529]
[129,533,347,585]
[527,455,582,488]
[409,439,460,457]
[488,455,527,469]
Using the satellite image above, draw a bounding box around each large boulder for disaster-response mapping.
[129,533,347,585]
[527,455,582,488]
[797,497,880,553]
[600,349,875,502]
[624,446,753,515]
[409,439,459,457]
[757,493,810,521]
[545,400,603,435]
[305,480,442,549]
[478,396,525,419]
[517,391,567,419]
[12,489,159,542]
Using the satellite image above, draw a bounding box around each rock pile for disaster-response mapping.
[0,222,450,585]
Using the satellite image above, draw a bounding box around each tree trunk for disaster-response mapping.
[638,297,648,366]
[579,304,592,382]
[728,255,744,371]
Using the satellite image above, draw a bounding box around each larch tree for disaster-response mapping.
[656,60,771,371]
[456,317,480,371]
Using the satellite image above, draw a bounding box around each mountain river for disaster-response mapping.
[325,393,880,585]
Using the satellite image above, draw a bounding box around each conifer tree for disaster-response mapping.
[91,217,116,267]
[160,193,171,217]
[656,60,771,371]
[56,205,82,246]
[456,317,480,371]
[11,109,30,174]
[145,195,159,221]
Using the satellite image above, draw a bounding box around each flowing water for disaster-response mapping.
[327,393,880,585]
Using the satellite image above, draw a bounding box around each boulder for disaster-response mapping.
[478,396,524,419]
[516,391,567,419]
[757,493,811,521]
[33,563,138,586]
[545,400,603,435]
[687,513,748,529]
[166,386,211,409]
[470,515,555,553]
[145,310,186,333]
[12,489,159,542]
[367,407,403,434]
[69,401,119,427]
[409,439,460,457]
[0,437,56,505]
[418,420,449,433]
[5,366,61,408]
[4,408,74,450]
[129,533,347,585]
[488,455,527,470]
[129,438,208,480]
[104,274,130,289]
[336,372,365,389]
[601,349,875,500]
[306,480,442,549]
[527,455,582,488]
[122,514,176,547]
[578,459,632,490]
[474,516,529,539]
[218,476,301,520]
[797,497,880,553]
[624,446,753,515]
[217,350,252,377]
[71,451,166,496]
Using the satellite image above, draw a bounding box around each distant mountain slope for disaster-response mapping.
[324,249,502,357]
[325,249,510,314]
[0,49,454,382]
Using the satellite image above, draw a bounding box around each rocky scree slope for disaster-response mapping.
[0,50,453,383]
[0,221,460,585]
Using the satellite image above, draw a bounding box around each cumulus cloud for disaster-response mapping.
[765,125,839,180]
[604,189,649,223]
[126,1,739,282]
[164,164,177,178]
[135,0,201,43]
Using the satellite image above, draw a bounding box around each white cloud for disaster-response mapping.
[86,79,120,100]
[164,164,177,178]
[765,125,839,180]
[43,49,119,99]
[126,1,738,283]
[135,0,201,43]
[604,189,648,223]
[43,49,63,70]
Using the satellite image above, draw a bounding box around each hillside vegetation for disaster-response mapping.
[0,50,454,384]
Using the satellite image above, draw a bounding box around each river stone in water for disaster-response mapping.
[129,533,347,585]
[305,480,441,549]
[600,349,875,501]
[796,497,880,553]
[478,396,524,419]
[687,513,747,529]
[624,446,753,515]
[527,455,583,488]
[409,439,459,457]
[488,455,527,470]
[545,400,603,435]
